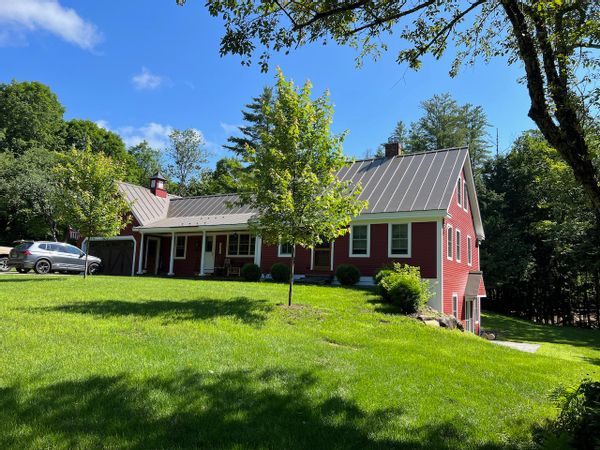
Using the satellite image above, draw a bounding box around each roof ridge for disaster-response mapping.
[351,146,468,164]
[170,192,244,201]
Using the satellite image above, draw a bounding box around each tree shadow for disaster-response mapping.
[35,297,273,326]
[482,312,600,351]
[0,277,67,283]
[0,368,513,449]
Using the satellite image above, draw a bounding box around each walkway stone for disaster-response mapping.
[490,340,540,353]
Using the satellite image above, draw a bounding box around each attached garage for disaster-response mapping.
[84,237,136,276]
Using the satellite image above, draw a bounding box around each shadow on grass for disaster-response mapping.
[0,368,511,449]
[482,312,600,352]
[367,295,405,315]
[0,277,67,283]
[36,297,273,326]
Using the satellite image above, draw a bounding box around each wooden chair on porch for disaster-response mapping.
[224,258,240,277]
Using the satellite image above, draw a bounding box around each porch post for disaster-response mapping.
[137,233,145,275]
[199,231,206,276]
[168,232,176,276]
[254,235,261,267]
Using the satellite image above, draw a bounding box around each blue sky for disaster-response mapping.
[1,0,536,167]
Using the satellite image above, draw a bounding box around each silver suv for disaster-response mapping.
[8,241,102,275]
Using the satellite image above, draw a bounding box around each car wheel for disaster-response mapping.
[87,263,100,275]
[34,259,52,275]
[0,257,9,272]
[16,268,31,274]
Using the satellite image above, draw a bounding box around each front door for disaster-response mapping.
[313,242,331,271]
[145,238,160,274]
[204,235,215,274]
[465,299,474,333]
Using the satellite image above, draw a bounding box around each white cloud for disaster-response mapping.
[0,0,102,49]
[95,119,110,130]
[220,122,242,136]
[131,67,164,91]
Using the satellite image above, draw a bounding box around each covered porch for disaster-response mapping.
[134,227,262,278]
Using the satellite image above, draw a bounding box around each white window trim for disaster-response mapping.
[278,243,293,257]
[452,293,458,319]
[349,224,370,257]
[174,235,187,260]
[388,222,412,258]
[455,228,461,263]
[457,177,462,207]
[226,233,256,257]
[463,183,468,212]
[446,224,453,260]
[467,235,472,266]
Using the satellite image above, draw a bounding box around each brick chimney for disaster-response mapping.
[149,171,168,198]
[384,141,403,158]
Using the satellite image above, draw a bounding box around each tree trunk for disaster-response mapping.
[288,245,295,307]
[83,242,89,279]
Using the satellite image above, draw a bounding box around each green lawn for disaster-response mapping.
[0,276,598,449]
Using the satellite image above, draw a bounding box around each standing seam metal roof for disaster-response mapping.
[125,147,472,230]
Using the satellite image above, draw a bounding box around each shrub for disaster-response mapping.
[270,263,290,283]
[376,263,430,313]
[241,263,262,282]
[373,266,394,298]
[335,264,361,286]
[540,379,600,449]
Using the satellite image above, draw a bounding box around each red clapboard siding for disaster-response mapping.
[443,167,481,333]
[260,221,437,278]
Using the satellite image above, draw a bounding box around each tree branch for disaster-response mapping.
[292,0,370,31]
[346,0,439,35]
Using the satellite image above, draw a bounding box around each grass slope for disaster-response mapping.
[0,275,598,449]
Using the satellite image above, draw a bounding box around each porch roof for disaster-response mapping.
[134,213,254,230]
[465,271,485,297]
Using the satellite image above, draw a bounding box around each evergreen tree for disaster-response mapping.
[223,86,273,157]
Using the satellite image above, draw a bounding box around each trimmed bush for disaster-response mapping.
[241,263,262,282]
[376,263,430,313]
[373,266,395,298]
[270,263,290,283]
[335,264,361,286]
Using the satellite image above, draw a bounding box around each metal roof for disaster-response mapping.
[339,147,468,214]
[465,271,484,297]
[126,147,483,236]
[118,182,170,226]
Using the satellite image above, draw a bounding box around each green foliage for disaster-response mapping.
[166,129,208,196]
[238,69,367,304]
[541,379,600,449]
[0,147,62,241]
[335,264,360,286]
[223,86,273,158]
[54,145,131,277]
[188,157,243,195]
[270,263,289,283]
[241,263,262,282]
[0,80,65,154]
[377,264,430,314]
[127,140,163,186]
[373,266,395,299]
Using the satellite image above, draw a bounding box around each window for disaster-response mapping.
[174,236,187,259]
[446,225,453,260]
[205,236,213,253]
[389,223,410,257]
[350,224,369,257]
[467,235,472,266]
[457,177,462,206]
[227,233,256,256]
[463,182,468,212]
[65,245,84,256]
[452,294,458,319]
[278,242,293,257]
[456,229,461,262]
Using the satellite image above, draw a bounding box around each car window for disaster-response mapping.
[14,243,33,251]
[38,243,47,250]
[47,243,63,252]
[65,245,84,256]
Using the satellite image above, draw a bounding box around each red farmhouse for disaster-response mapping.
[84,144,486,333]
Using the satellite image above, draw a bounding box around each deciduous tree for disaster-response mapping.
[239,69,367,305]
[166,128,208,196]
[177,0,600,217]
[54,146,131,278]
